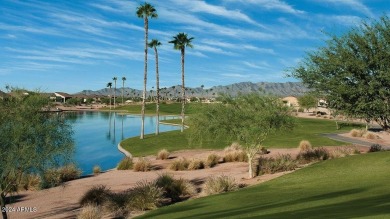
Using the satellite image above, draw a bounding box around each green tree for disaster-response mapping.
[107,82,112,110]
[122,76,126,105]
[112,77,117,108]
[290,16,390,131]
[137,2,157,139]
[0,91,74,219]
[298,94,317,112]
[188,94,294,178]
[148,39,162,135]
[169,33,194,132]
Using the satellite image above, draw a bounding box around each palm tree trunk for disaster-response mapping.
[122,81,124,105]
[109,87,112,110]
[155,47,160,135]
[141,17,148,139]
[181,48,185,132]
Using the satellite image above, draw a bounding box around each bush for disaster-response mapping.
[117,157,133,170]
[257,154,298,175]
[329,146,360,158]
[350,129,366,137]
[224,142,242,152]
[20,174,41,191]
[133,158,151,172]
[203,175,238,195]
[155,173,196,203]
[205,154,219,168]
[296,147,330,163]
[77,204,102,219]
[42,164,82,188]
[364,132,376,139]
[223,150,248,162]
[369,144,383,152]
[103,192,129,218]
[80,185,111,206]
[169,158,189,171]
[297,108,304,112]
[157,149,170,160]
[298,140,312,151]
[188,159,205,170]
[93,165,101,175]
[126,181,163,211]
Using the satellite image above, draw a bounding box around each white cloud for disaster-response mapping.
[201,39,276,54]
[225,0,305,15]
[243,61,270,70]
[318,0,373,17]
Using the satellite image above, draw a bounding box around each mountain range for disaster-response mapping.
[75,82,309,98]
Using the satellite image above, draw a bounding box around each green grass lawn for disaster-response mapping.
[121,117,363,157]
[138,151,390,219]
[109,102,201,115]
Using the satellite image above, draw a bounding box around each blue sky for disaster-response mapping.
[1,0,389,93]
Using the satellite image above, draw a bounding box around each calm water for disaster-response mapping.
[65,111,179,175]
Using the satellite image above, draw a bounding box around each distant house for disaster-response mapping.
[54,92,73,103]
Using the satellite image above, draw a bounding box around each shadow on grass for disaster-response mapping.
[143,188,390,219]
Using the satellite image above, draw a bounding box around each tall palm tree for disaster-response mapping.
[121,77,126,105]
[169,33,194,132]
[136,2,158,139]
[148,39,162,135]
[107,82,112,110]
[112,77,117,108]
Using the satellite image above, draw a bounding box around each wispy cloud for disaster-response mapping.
[243,61,271,70]
[317,0,373,17]
[225,0,305,15]
[201,39,276,54]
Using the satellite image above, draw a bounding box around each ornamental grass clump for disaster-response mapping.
[203,175,238,195]
[133,158,151,172]
[169,158,189,171]
[296,147,330,164]
[364,132,376,139]
[350,129,366,137]
[42,164,82,188]
[257,154,298,175]
[126,181,163,211]
[157,149,170,160]
[117,157,133,170]
[205,153,219,168]
[369,144,383,152]
[20,174,41,191]
[77,204,102,219]
[187,159,205,170]
[223,150,248,162]
[329,146,360,158]
[154,173,196,203]
[298,140,312,151]
[93,165,101,175]
[79,185,111,206]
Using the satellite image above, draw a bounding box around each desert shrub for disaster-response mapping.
[169,158,189,171]
[42,164,81,188]
[329,146,360,158]
[80,185,111,206]
[203,175,238,195]
[296,147,329,163]
[93,165,101,175]
[117,157,133,170]
[188,159,205,170]
[364,132,376,139]
[224,142,242,152]
[350,129,366,137]
[257,154,298,175]
[297,108,304,112]
[298,140,312,151]
[155,173,196,202]
[157,149,170,160]
[20,174,41,191]
[205,154,219,168]
[369,144,383,152]
[260,147,269,154]
[103,192,130,218]
[223,150,248,162]
[77,204,102,219]
[133,158,151,172]
[126,181,163,211]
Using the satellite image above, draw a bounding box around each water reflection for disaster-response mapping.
[65,111,179,175]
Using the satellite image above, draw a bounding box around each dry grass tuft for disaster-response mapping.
[77,204,102,219]
[157,149,170,160]
[117,157,133,170]
[350,129,366,137]
[205,153,219,168]
[298,140,312,151]
[169,158,189,171]
[93,165,101,176]
[223,150,248,162]
[329,146,361,158]
[203,175,238,195]
[224,142,242,152]
[133,158,151,172]
[364,132,376,139]
[187,159,205,170]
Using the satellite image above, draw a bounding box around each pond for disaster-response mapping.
[65,111,179,175]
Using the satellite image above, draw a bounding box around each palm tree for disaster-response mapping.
[112,77,117,108]
[107,82,112,110]
[148,39,162,135]
[169,33,194,132]
[121,77,126,105]
[137,2,158,139]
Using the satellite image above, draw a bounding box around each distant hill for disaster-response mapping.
[74,82,309,98]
